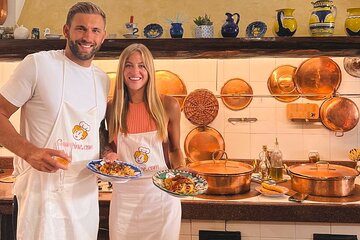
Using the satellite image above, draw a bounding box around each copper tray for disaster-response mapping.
[267,65,299,102]
[343,57,360,78]
[184,126,225,162]
[183,89,219,126]
[155,70,187,109]
[220,78,253,110]
[294,57,341,100]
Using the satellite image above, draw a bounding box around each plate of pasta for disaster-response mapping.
[87,160,143,183]
[152,169,208,197]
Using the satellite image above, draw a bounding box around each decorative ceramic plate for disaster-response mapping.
[246,21,267,38]
[343,57,360,78]
[45,34,62,39]
[87,159,143,183]
[144,23,163,38]
[255,185,289,197]
[152,169,208,197]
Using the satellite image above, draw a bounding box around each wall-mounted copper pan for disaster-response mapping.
[294,57,341,100]
[267,65,299,102]
[343,57,360,78]
[287,161,359,197]
[155,70,187,110]
[183,89,219,126]
[319,96,359,137]
[220,78,253,110]
[184,126,225,163]
[187,150,254,195]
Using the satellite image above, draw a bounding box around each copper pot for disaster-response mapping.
[287,161,359,197]
[187,151,254,195]
[319,96,359,136]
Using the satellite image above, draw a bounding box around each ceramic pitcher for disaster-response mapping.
[345,8,360,36]
[309,0,337,36]
[221,12,240,38]
[170,22,183,38]
[273,9,297,37]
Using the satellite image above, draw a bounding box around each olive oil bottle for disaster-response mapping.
[259,145,271,181]
[270,138,283,181]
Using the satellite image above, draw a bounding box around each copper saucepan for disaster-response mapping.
[287,161,359,197]
[187,150,254,195]
[319,96,359,136]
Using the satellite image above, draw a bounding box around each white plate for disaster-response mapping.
[87,159,143,183]
[123,33,139,39]
[45,34,62,39]
[152,169,208,198]
[255,185,289,197]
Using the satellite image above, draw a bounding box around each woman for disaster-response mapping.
[104,43,186,240]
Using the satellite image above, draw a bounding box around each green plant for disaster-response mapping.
[193,14,213,26]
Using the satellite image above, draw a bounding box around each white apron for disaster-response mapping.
[14,59,100,240]
[109,131,181,240]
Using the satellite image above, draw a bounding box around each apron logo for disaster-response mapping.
[134,146,150,164]
[72,121,90,141]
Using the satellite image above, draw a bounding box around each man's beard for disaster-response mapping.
[68,39,100,60]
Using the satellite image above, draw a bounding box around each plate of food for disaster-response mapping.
[152,169,208,197]
[245,21,267,38]
[144,23,163,38]
[87,159,143,183]
[255,182,289,197]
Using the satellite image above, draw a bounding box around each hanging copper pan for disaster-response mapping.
[343,57,360,78]
[184,126,225,162]
[183,89,219,126]
[220,78,253,110]
[319,96,359,137]
[267,65,299,102]
[294,57,341,100]
[155,70,187,110]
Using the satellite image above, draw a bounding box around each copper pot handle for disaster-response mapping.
[212,149,228,165]
[314,161,336,171]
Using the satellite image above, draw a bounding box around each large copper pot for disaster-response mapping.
[287,161,359,197]
[187,151,254,195]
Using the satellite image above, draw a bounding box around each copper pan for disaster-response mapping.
[343,57,360,78]
[183,89,219,126]
[184,126,225,162]
[155,70,187,110]
[319,96,359,137]
[220,78,253,110]
[294,57,341,100]
[267,65,299,102]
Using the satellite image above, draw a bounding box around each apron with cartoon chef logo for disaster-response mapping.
[14,58,100,240]
[109,131,181,240]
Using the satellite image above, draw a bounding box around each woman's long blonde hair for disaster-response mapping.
[108,43,167,143]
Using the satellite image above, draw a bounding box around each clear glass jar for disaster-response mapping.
[308,150,320,163]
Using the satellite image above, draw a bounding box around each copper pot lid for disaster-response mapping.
[220,78,253,110]
[183,89,219,126]
[184,126,225,162]
[294,57,341,100]
[155,70,187,110]
[267,65,299,102]
[320,96,359,133]
[288,162,359,180]
[343,57,360,78]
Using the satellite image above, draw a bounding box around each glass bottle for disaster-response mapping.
[308,150,320,163]
[270,138,283,181]
[259,145,271,180]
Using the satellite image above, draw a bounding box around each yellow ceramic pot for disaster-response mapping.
[345,8,360,36]
[309,0,337,37]
[273,9,297,37]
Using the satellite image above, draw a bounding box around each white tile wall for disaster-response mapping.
[1,56,360,161]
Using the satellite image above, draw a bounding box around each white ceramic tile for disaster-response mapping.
[295,222,330,239]
[331,223,360,236]
[242,237,261,240]
[330,130,358,161]
[260,221,296,238]
[302,134,330,161]
[221,59,250,85]
[224,133,251,159]
[251,134,276,159]
[274,58,305,68]
[249,58,276,83]
[250,107,277,134]
[191,236,199,240]
[250,81,277,108]
[226,220,261,237]
[93,59,118,72]
[180,219,191,235]
[191,220,225,235]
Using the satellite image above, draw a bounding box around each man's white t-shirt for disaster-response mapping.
[0,50,109,175]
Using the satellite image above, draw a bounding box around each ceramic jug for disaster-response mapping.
[13,25,29,39]
[309,0,337,36]
[170,22,183,38]
[221,12,240,38]
[273,9,297,37]
[345,8,360,36]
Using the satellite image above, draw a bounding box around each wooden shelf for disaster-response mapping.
[0,37,359,60]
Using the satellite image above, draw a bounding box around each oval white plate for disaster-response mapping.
[255,185,289,197]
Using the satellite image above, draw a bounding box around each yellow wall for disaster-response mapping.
[17,0,360,38]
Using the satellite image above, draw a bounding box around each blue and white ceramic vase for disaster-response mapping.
[170,23,183,38]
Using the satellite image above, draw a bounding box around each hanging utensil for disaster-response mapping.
[220,78,253,110]
[268,65,299,102]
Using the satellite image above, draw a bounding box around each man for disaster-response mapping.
[0,2,108,239]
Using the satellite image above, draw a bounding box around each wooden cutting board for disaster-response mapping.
[287,103,320,121]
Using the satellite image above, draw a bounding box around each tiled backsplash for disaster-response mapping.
[1,57,359,161]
